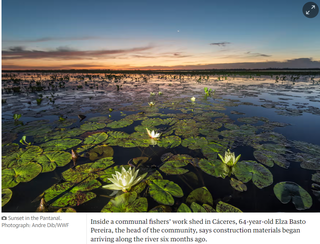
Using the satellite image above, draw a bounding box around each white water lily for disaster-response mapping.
[218,149,241,166]
[148,102,155,106]
[150,92,155,96]
[146,128,161,139]
[102,166,147,193]
[191,96,196,102]
[158,91,163,95]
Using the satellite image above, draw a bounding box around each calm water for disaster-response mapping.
[2,72,320,212]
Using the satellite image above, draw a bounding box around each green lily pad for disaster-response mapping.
[198,158,229,179]
[50,179,101,207]
[80,122,106,131]
[230,178,247,192]
[141,118,164,127]
[273,181,312,210]
[36,151,72,173]
[107,119,133,129]
[91,157,115,169]
[149,179,183,206]
[177,203,192,212]
[149,205,172,212]
[182,137,208,150]
[62,162,109,183]
[157,136,181,148]
[254,150,290,169]
[174,119,199,138]
[201,142,226,158]
[312,172,320,183]
[2,143,19,157]
[186,187,213,205]
[105,131,130,146]
[84,132,108,145]
[216,201,242,212]
[295,153,320,170]
[233,160,273,189]
[88,116,112,123]
[292,140,320,156]
[203,204,215,212]
[145,170,163,183]
[132,157,150,167]
[88,145,114,161]
[44,182,75,202]
[190,202,206,212]
[2,188,13,207]
[101,192,148,212]
[3,146,43,168]
[2,162,42,188]
[160,154,193,175]
[40,139,82,151]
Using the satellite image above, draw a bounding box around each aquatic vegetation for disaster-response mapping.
[19,135,31,146]
[102,166,147,194]
[158,91,163,95]
[150,92,155,96]
[13,114,21,121]
[273,181,312,210]
[146,128,161,139]
[191,96,196,102]
[204,87,214,96]
[218,149,241,167]
[148,102,155,106]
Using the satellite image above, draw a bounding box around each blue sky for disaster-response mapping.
[2,0,320,69]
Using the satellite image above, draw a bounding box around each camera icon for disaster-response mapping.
[2,216,7,220]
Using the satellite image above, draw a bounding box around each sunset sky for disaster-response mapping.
[2,0,320,70]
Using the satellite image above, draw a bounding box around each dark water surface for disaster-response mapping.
[2,72,320,212]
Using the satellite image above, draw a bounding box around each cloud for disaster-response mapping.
[210,42,231,47]
[2,45,155,60]
[246,51,271,57]
[132,58,320,70]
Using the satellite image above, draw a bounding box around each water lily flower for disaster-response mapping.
[191,96,196,102]
[148,102,155,106]
[150,92,155,96]
[102,166,147,193]
[146,128,161,139]
[218,149,241,166]
[158,91,163,95]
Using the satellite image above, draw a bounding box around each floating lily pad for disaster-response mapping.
[2,143,19,157]
[2,162,42,188]
[88,116,112,123]
[141,118,164,127]
[182,137,208,150]
[50,179,101,207]
[40,139,82,151]
[292,140,320,156]
[160,154,193,175]
[157,136,181,148]
[132,157,150,167]
[190,202,206,212]
[233,160,273,189]
[105,131,130,146]
[106,119,133,129]
[44,182,75,202]
[2,188,13,207]
[311,183,320,201]
[3,146,43,168]
[36,151,72,173]
[174,119,199,138]
[312,172,320,183]
[295,153,320,170]
[80,122,106,131]
[186,187,213,205]
[201,142,226,158]
[84,132,108,145]
[254,150,290,169]
[88,145,114,161]
[101,192,148,212]
[273,181,312,210]
[62,162,108,183]
[149,179,183,206]
[198,158,229,179]
[216,201,242,212]
[230,178,247,192]
[149,205,172,212]
[177,203,192,212]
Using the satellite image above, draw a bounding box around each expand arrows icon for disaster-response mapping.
[311,5,316,9]
[306,10,310,15]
